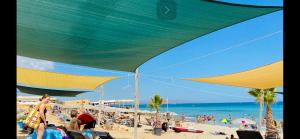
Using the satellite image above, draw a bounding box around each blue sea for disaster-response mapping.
[137,102,283,125]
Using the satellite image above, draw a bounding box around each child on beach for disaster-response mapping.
[66,109,80,131]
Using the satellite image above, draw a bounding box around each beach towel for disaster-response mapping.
[23,103,42,129]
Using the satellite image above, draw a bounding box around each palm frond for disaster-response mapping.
[264,88,276,105]
[148,94,163,112]
[247,88,262,103]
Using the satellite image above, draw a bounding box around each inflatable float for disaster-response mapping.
[172,127,204,133]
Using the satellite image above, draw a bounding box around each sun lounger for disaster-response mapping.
[145,117,152,126]
[236,130,263,139]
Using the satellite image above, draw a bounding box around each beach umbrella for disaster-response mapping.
[232,118,256,125]
[221,118,228,124]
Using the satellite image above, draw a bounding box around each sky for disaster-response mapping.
[17,0,283,104]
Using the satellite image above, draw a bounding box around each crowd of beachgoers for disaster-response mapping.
[17,96,283,139]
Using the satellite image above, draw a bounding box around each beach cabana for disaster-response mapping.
[17,67,118,96]
[182,60,283,130]
[17,0,282,138]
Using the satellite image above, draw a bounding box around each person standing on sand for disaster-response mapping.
[228,114,232,128]
[203,115,207,124]
[197,115,201,123]
[36,94,50,139]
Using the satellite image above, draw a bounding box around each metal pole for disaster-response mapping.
[134,68,139,139]
[98,87,101,125]
[98,86,104,125]
[101,86,104,115]
[167,97,169,112]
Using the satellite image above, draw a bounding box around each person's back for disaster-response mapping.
[77,113,94,125]
[77,112,97,130]
[66,110,80,131]
[162,122,168,132]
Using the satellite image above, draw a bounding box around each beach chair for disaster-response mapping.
[236,130,263,139]
[145,117,152,126]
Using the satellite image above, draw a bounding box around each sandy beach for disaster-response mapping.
[17,109,283,139]
[96,121,283,139]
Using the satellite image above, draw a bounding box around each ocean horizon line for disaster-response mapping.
[138,101,283,105]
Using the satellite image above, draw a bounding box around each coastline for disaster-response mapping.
[17,105,283,139]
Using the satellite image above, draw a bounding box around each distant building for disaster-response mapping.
[90,99,134,107]
[17,96,57,104]
[63,99,91,106]
[17,96,59,109]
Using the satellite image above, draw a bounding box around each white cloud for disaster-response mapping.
[17,56,55,71]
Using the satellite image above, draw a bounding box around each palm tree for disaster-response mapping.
[248,88,264,130]
[248,88,279,137]
[263,88,279,138]
[148,94,163,128]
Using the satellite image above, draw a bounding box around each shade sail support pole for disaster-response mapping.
[134,68,139,139]
[167,97,169,112]
[98,86,104,125]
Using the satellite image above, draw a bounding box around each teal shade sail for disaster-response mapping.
[17,0,282,72]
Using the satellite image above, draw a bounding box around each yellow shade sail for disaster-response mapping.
[17,67,118,90]
[183,60,283,89]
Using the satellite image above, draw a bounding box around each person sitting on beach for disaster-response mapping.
[150,116,155,127]
[162,122,169,132]
[66,109,80,131]
[77,110,97,131]
[250,124,257,130]
[174,120,182,127]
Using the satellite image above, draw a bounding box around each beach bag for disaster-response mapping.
[23,103,42,129]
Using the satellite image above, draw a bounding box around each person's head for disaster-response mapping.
[70,109,78,118]
[230,134,234,139]
[40,94,50,104]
